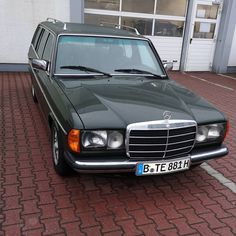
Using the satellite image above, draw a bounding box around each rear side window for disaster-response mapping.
[35,29,44,54]
[42,34,54,61]
[37,30,49,58]
[32,27,42,48]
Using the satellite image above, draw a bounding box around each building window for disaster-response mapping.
[121,17,153,35]
[154,20,184,37]
[85,14,119,25]
[156,0,187,17]
[196,4,218,19]
[84,0,187,36]
[193,22,216,39]
[122,0,155,14]
[85,0,120,11]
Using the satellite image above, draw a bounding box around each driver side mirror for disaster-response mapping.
[163,62,173,71]
[32,58,48,71]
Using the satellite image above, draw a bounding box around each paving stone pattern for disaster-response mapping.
[0,72,236,235]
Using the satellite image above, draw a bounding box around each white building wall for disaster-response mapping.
[228,25,236,67]
[0,0,70,64]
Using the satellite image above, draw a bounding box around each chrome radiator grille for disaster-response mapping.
[126,120,197,159]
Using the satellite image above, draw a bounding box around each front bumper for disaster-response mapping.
[64,145,228,173]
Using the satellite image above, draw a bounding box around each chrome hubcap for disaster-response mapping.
[52,127,59,165]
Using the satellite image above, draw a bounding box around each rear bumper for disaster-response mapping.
[65,145,228,173]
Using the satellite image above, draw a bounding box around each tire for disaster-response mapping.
[31,84,38,103]
[51,123,71,176]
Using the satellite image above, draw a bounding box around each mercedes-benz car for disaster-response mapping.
[28,19,228,176]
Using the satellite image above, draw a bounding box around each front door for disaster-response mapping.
[185,0,222,71]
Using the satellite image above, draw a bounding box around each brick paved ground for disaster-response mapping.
[0,72,236,236]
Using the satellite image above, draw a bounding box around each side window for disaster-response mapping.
[35,29,44,53]
[37,30,49,58]
[42,34,54,61]
[32,27,41,48]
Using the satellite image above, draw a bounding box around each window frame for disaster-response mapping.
[42,33,54,62]
[32,26,42,48]
[35,28,45,53]
[53,34,167,76]
[37,31,50,59]
[31,25,57,75]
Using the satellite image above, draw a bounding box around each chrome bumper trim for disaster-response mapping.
[67,145,228,173]
[191,145,228,164]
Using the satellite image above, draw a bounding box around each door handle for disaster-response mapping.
[190,38,193,44]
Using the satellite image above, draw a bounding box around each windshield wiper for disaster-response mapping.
[115,68,166,79]
[60,65,112,77]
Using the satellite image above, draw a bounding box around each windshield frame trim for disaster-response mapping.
[54,73,167,77]
[53,33,167,77]
[57,33,147,40]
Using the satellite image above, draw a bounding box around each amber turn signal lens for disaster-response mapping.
[68,129,80,153]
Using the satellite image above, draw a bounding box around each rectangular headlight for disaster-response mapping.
[81,130,124,149]
[82,131,107,148]
[196,123,226,144]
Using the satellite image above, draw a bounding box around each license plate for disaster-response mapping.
[136,157,191,176]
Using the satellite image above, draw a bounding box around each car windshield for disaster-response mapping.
[55,35,165,76]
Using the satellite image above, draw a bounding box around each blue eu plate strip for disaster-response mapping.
[136,163,143,176]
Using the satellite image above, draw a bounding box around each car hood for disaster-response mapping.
[57,76,226,129]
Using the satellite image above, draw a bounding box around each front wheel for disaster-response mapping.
[51,123,71,176]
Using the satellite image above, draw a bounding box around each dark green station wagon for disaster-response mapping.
[28,18,229,176]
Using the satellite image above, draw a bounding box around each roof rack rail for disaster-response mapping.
[100,22,140,35]
[47,18,63,24]
[46,18,67,30]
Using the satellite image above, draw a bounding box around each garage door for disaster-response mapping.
[147,36,183,71]
[84,0,188,70]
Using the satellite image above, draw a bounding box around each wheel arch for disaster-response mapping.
[48,113,54,129]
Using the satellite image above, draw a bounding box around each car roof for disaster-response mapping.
[40,21,145,39]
